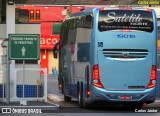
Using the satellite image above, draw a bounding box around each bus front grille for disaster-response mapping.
[103,49,148,59]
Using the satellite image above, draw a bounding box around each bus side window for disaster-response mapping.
[84,15,92,28]
[77,43,89,62]
[77,17,85,27]
[77,15,92,28]
[61,22,69,48]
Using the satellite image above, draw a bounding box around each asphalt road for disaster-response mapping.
[47,75,160,114]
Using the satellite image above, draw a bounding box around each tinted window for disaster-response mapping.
[84,15,92,28]
[77,43,89,62]
[61,23,69,47]
[77,17,85,27]
[98,10,153,32]
[76,15,92,28]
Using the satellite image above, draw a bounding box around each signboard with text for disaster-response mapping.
[8,34,40,60]
[40,35,60,49]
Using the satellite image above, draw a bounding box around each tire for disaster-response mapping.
[64,95,71,102]
[63,82,71,102]
[78,86,83,108]
[78,83,90,108]
[61,80,64,94]
[83,100,90,109]
[123,103,143,110]
[131,103,143,109]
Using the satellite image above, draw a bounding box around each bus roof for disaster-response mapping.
[66,7,155,21]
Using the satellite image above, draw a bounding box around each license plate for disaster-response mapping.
[119,95,131,100]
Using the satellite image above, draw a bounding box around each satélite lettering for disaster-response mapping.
[104,12,142,23]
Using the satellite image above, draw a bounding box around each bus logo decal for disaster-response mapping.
[122,52,129,58]
[98,42,103,47]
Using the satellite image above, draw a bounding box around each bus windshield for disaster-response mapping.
[98,10,153,32]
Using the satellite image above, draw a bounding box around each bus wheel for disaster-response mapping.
[63,89,71,102]
[78,88,83,108]
[83,100,90,109]
[61,80,64,94]
[131,103,143,110]
[64,95,71,102]
[123,103,143,110]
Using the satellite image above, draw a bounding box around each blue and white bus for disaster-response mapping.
[53,7,157,109]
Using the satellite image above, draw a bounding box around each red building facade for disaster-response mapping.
[16,5,82,74]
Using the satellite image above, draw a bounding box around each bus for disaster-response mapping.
[53,7,157,109]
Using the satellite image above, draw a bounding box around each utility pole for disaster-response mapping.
[148,0,151,7]
[69,5,72,16]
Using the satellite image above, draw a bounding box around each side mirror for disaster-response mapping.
[53,50,58,58]
[53,42,60,58]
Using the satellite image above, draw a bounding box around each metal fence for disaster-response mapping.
[0,68,47,102]
[0,64,5,100]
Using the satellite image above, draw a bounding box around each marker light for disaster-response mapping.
[122,29,130,32]
[147,8,152,12]
[147,65,156,88]
[92,64,104,88]
[99,7,104,11]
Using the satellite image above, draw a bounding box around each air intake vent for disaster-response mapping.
[103,49,148,59]
[128,86,145,89]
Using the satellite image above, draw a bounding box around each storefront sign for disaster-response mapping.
[40,35,60,49]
